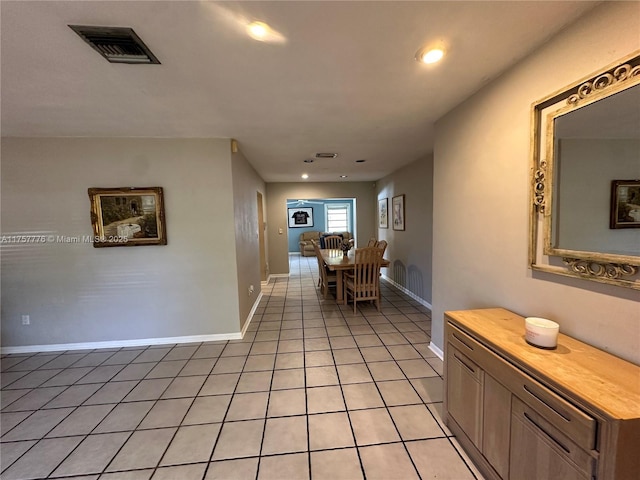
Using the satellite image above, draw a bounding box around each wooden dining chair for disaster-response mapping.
[375,240,388,255]
[343,247,384,313]
[367,237,377,247]
[324,235,343,250]
[312,239,337,298]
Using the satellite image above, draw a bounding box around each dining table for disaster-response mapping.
[320,248,390,304]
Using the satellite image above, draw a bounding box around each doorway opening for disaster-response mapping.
[285,198,357,253]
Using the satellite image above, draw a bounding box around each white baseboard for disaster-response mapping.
[429,341,444,361]
[260,273,290,285]
[268,273,290,280]
[380,275,438,359]
[1,330,244,355]
[381,274,432,310]
[2,296,267,354]
[241,291,262,337]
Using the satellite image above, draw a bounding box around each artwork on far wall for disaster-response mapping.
[379,198,388,229]
[88,187,167,247]
[288,207,314,228]
[392,194,405,231]
[610,180,640,229]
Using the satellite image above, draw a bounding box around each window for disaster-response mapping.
[325,203,351,232]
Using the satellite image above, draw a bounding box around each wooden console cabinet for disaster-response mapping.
[444,308,640,480]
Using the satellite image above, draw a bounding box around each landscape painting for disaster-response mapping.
[610,180,640,229]
[89,187,167,247]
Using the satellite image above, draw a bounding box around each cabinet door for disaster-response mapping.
[483,374,511,479]
[446,346,483,448]
[510,398,593,480]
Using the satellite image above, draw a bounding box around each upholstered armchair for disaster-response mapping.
[299,231,322,256]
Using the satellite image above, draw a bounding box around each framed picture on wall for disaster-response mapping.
[288,207,314,228]
[610,180,640,229]
[392,194,405,231]
[88,186,167,247]
[378,198,388,228]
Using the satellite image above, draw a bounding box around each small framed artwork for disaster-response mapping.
[392,194,405,231]
[288,207,314,228]
[610,180,640,229]
[88,187,167,247]
[378,198,388,229]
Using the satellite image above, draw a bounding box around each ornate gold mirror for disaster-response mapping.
[529,51,640,289]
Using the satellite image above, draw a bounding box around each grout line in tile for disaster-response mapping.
[0,255,457,480]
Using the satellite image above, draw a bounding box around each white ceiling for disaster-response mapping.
[1,1,596,182]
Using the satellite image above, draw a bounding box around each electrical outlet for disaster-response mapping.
[21,314,30,325]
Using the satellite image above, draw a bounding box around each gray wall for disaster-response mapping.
[432,2,640,363]
[231,147,267,329]
[266,182,377,274]
[376,155,434,305]
[556,139,640,255]
[1,138,242,347]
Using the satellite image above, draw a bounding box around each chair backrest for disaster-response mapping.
[311,238,322,258]
[367,237,377,247]
[375,240,388,255]
[335,231,353,242]
[324,235,343,249]
[352,247,383,296]
[312,239,328,280]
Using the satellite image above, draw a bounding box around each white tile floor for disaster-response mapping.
[1,255,483,479]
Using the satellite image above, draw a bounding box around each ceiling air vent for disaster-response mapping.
[69,25,160,64]
[315,153,338,159]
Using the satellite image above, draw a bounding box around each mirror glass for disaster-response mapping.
[551,84,640,257]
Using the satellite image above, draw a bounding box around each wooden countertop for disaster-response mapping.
[445,308,640,420]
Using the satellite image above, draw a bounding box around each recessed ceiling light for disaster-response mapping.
[340,175,348,178]
[355,159,366,163]
[246,21,286,44]
[415,47,445,64]
[303,159,314,163]
[315,153,338,159]
[247,21,269,40]
[301,174,309,179]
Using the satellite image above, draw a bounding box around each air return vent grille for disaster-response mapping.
[69,25,160,64]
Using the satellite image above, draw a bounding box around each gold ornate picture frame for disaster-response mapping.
[88,187,167,247]
[529,52,640,289]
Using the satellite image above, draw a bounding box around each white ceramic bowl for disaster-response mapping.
[525,317,559,349]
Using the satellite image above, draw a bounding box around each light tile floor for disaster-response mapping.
[1,255,484,479]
